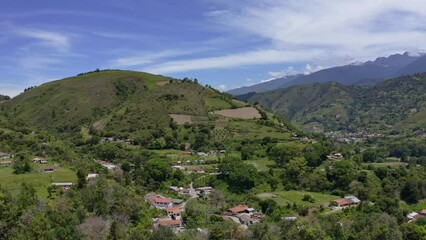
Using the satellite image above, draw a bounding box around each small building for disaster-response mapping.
[158,219,182,229]
[169,186,191,195]
[86,173,99,180]
[145,194,173,209]
[0,152,12,159]
[228,205,249,215]
[334,196,360,207]
[33,157,48,164]
[39,165,58,172]
[421,209,426,216]
[0,161,12,167]
[172,165,185,170]
[52,182,73,191]
[195,187,213,197]
[283,216,297,221]
[165,207,182,220]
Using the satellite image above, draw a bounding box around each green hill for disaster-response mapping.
[240,73,426,133]
[1,70,296,149]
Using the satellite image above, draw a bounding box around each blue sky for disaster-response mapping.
[1,0,426,96]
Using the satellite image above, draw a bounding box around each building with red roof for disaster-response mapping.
[158,219,182,228]
[228,205,249,214]
[145,194,173,209]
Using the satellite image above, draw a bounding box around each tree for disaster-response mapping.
[77,169,87,189]
[13,154,32,174]
[283,157,307,185]
[401,179,426,204]
[108,221,125,240]
[268,144,300,166]
[259,199,277,215]
[143,159,172,189]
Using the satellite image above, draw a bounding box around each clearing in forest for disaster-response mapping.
[214,107,261,119]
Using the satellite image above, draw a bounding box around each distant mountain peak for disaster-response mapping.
[228,51,426,96]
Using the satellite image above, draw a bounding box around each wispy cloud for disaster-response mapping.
[110,49,199,68]
[16,28,70,52]
[144,49,324,74]
[208,0,426,65]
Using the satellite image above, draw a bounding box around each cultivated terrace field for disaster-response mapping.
[0,71,425,239]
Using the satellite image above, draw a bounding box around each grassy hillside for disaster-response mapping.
[2,71,232,130]
[1,70,298,148]
[241,73,426,133]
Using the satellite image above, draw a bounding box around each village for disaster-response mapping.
[2,148,425,233]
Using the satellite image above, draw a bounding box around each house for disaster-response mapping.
[228,205,249,215]
[283,216,297,221]
[0,152,12,159]
[334,196,361,207]
[33,157,48,164]
[39,165,58,172]
[52,182,73,191]
[407,212,425,222]
[145,194,173,209]
[195,187,213,197]
[165,207,182,220]
[169,186,191,195]
[86,173,99,180]
[95,160,117,171]
[158,219,182,229]
[0,161,12,167]
[172,165,185,170]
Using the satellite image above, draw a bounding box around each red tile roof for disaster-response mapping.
[228,205,248,214]
[146,194,172,204]
[166,207,181,214]
[335,198,353,206]
[158,219,181,227]
[154,197,172,204]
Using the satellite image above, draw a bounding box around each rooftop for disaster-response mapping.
[228,205,248,214]
[158,219,182,227]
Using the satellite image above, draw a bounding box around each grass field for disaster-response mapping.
[0,166,77,198]
[247,158,275,171]
[258,190,340,207]
[205,97,232,111]
[227,120,291,140]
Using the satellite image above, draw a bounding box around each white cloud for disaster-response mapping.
[207,0,426,67]
[144,49,323,74]
[111,49,200,68]
[304,64,324,75]
[16,29,70,52]
[218,84,227,91]
[268,66,297,78]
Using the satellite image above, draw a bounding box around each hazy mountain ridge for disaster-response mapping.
[228,52,426,95]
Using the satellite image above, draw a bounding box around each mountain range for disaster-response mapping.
[239,73,426,133]
[228,52,426,95]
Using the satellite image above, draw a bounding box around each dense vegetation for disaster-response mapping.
[0,94,10,101]
[240,73,426,133]
[0,71,425,239]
